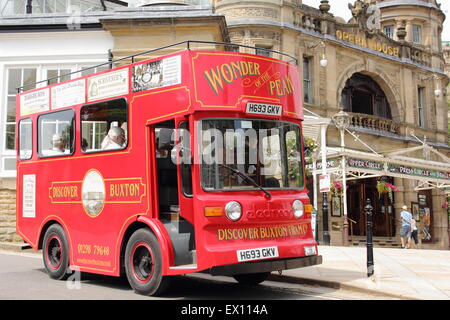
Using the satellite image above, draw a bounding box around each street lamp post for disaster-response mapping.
[332,110,351,246]
[365,198,375,277]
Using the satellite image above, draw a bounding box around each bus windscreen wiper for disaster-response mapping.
[218,163,272,199]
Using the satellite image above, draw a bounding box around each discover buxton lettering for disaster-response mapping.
[217,224,309,241]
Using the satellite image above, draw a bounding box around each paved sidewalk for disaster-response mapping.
[269,246,450,300]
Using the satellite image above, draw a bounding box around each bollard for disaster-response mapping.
[365,198,374,277]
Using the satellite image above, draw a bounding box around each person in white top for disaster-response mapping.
[45,134,66,156]
[102,126,125,150]
[409,218,419,249]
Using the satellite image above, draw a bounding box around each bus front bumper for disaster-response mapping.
[208,255,322,276]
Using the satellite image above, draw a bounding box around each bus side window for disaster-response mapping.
[80,98,128,153]
[38,110,74,158]
[19,118,32,160]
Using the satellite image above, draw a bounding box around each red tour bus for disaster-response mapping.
[16,41,321,296]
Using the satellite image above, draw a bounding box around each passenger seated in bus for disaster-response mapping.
[121,122,128,145]
[81,138,88,151]
[46,134,66,155]
[102,127,125,150]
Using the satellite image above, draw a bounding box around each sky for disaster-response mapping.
[302,0,450,41]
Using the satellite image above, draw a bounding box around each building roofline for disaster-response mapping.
[0,5,219,31]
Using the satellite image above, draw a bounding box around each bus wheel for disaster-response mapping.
[233,272,270,286]
[125,228,170,296]
[42,224,69,280]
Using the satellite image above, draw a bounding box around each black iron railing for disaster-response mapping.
[16,40,298,93]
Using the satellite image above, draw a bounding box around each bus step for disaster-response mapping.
[169,264,197,270]
[163,220,195,266]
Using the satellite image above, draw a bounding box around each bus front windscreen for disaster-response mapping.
[200,119,304,191]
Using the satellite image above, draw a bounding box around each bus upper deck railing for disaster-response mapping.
[16,40,298,93]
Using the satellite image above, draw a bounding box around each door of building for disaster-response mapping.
[347,178,395,237]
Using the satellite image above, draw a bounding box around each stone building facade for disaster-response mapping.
[212,0,449,248]
[444,41,450,133]
[0,0,449,249]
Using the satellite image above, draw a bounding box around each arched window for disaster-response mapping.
[341,73,392,119]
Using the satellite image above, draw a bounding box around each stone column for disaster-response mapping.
[405,20,413,43]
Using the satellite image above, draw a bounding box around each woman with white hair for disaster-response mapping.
[102,126,125,150]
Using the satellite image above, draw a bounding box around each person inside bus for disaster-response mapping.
[46,133,66,155]
[102,126,125,150]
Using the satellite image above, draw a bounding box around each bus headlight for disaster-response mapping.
[225,201,242,222]
[292,200,304,218]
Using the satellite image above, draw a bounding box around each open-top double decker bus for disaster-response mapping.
[16,41,321,296]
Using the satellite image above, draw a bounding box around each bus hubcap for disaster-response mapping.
[131,242,154,283]
[47,236,62,269]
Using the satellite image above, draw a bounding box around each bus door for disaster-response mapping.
[152,119,196,267]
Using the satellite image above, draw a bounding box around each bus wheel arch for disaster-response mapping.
[119,219,173,275]
[38,220,64,250]
[123,226,171,296]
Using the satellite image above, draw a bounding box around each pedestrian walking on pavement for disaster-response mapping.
[409,217,419,249]
[400,205,412,249]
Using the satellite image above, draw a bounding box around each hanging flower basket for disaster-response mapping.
[330,181,343,194]
[303,137,318,159]
[328,181,346,201]
[376,181,398,202]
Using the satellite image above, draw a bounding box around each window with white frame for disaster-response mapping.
[6,68,37,151]
[45,68,73,85]
[81,121,108,151]
[413,25,422,44]
[383,25,394,39]
[0,0,117,16]
[32,0,103,14]
[303,56,313,104]
[0,0,26,15]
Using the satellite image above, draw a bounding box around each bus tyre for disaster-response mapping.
[125,228,170,296]
[233,272,270,286]
[43,224,70,280]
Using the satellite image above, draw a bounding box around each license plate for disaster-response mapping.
[246,102,282,116]
[237,246,279,262]
[304,246,316,256]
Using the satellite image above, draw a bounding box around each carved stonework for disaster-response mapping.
[229,30,245,41]
[223,7,278,20]
[250,30,280,41]
[336,52,358,72]
[348,0,380,37]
